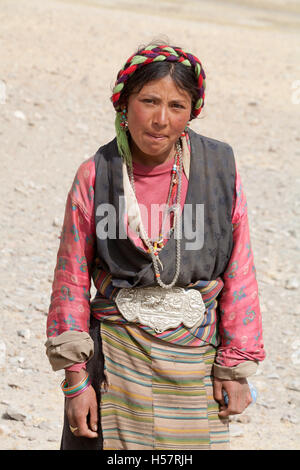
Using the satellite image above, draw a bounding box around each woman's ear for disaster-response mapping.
[118,97,128,111]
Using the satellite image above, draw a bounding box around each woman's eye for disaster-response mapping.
[172,103,184,109]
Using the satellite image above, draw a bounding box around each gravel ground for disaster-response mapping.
[0,0,299,450]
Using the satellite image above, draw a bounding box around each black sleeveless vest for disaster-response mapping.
[93,129,236,288]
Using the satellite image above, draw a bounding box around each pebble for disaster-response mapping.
[286,379,300,392]
[291,339,300,350]
[280,413,299,425]
[231,415,251,424]
[288,397,300,407]
[285,279,299,290]
[8,382,21,389]
[3,299,17,309]
[287,229,297,238]
[52,217,61,227]
[0,340,6,366]
[1,400,10,406]
[267,372,280,380]
[3,408,27,422]
[14,110,26,120]
[17,329,31,340]
[229,423,244,437]
[291,350,300,366]
[9,356,25,366]
[76,122,89,132]
[14,186,27,196]
[0,423,11,436]
[257,400,276,410]
[37,422,52,431]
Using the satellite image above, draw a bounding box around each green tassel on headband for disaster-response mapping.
[115,112,133,170]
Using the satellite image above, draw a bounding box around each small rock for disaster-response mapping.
[291,339,300,350]
[8,383,21,389]
[285,278,299,290]
[257,399,276,409]
[3,408,27,422]
[288,396,300,407]
[0,340,6,366]
[34,304,46,313]
[9,356,25,366]
[14,186,27,196]
[287,229,297,238]
[0,423,11,435]
[37,422,52,431]
[76,122,89,132]
[3,299,16,309]
[52,217,60,227]
[229,423,244,437]
[286,379,300,392]
[281,413,299,425]
[291,350,300,365]
[234,414,251,424]
[14,110,26,120]
[17,329,31,340]
[27,181,38,190]
[267,372,280,380]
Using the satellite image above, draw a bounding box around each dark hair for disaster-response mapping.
[119,60,200,120]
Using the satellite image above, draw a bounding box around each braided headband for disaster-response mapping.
[111,44,206,166]
[112,44,206,117]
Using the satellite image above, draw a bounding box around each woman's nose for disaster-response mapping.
[153,105,168,127]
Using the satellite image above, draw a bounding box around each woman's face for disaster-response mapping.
[126,75,192,165]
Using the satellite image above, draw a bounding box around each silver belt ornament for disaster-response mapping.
[115,286,206,333]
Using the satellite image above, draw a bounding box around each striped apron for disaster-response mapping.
[100,321,229,450]
[89,273,229,450]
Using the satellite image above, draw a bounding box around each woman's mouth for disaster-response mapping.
[146,133,167,141]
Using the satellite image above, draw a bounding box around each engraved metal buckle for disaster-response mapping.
[115,286,206,333]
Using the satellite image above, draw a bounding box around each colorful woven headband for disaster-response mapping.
[111,44,206,166]
[112,44,206,119]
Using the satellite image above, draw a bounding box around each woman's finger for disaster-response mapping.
[72,414,98,438]
[218,384,251,418]
[89,396,99,433]
[213,378,225,406]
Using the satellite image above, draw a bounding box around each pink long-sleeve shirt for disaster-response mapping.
[47,150,265,371]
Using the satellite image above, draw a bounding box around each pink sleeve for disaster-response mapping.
[46,157,96,371]
[216,167,266,367]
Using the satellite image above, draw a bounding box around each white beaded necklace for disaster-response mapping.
[127,140,183,289]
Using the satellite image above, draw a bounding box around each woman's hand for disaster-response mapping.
[213,377,252,418]
[65,370,98,438]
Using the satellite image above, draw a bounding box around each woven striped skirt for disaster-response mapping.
[100,321,229,450]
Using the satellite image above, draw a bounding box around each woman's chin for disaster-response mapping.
[134,139,175,160]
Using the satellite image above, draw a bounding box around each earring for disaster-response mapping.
[120,108,128,130]
[184,121,190,132]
